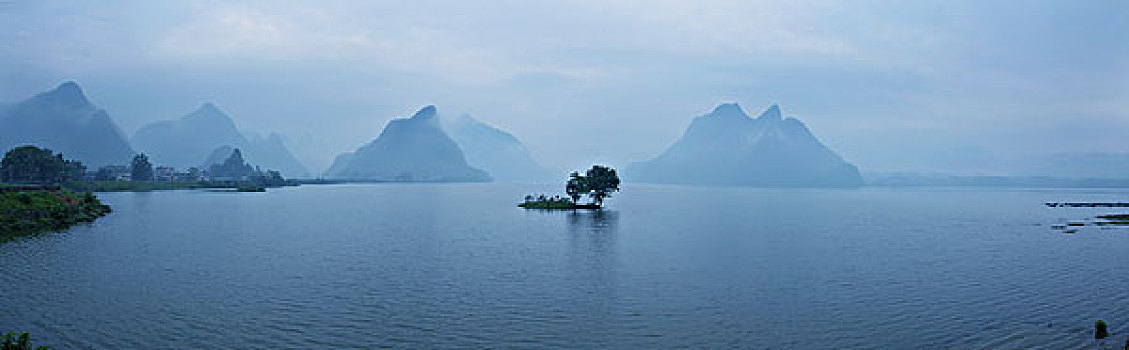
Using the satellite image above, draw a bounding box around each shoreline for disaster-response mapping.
[0,188,111,241]
[61,180,298,193]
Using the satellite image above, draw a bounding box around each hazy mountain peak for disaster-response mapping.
[186,102,230,122]
[411,105,438,120]
[37,81,91,109]
[628,103,862,187]
[0,82,133,167]
[707,103,748,119]
[443,112,552,181]
[202,145,237,167]
[758,104,782,121]
[198,102,220,113]
[54,81,83,95]
[133,103,308,177]
[326,105,489,182]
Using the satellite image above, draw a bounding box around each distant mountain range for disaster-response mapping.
[0,82,134,167]
[132,103,243,168]
[325,106,490,182]
[442,114,552,181]
[132,103,309,178]
[13,82,1126,186]
[627,103,863,187]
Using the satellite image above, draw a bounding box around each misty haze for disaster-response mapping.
[1,1,1128,348]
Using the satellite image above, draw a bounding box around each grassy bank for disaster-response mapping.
[518,201,602,210]
[0,189,111,240]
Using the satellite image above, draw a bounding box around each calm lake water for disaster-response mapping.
[3,184,1129,348]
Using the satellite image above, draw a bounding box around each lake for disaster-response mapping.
[2,184,1129,348]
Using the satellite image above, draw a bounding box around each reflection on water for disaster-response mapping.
[567,210,619,235]
[561,210,619,269]
[566,210,619,268]
[565,210,620,341]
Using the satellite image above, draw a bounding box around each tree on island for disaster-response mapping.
[521,165,621,209]
[561,165,620,205]
[130,153,154,181]
[583,165,620,205]
[566,171,585,203]
[1,145,86,184]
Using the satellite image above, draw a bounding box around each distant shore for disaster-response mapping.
[61,180,298,193]
[864,174,1129,188]
[299,179,501,186]
[152,176,1129,189]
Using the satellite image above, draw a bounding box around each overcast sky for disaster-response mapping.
[2,0,1127,174]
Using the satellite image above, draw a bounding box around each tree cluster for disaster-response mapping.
[208,149,254,179]
[0,145,85,184]
[131,153,154,181]
[248,170,288,187]
[565,165,621,205]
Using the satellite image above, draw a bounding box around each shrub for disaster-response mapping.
[1096,319,1109,341]
[1,331,49,350]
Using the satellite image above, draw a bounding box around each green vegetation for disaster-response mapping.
[1,145,85,184]
[1095,319,1109,342]
[520,165,621,210]
[2,145,295,193]
[519,195,577,209]
[1094,221,1129,226]
[582,165,620,205]
[130,153,154,181]
[1088,214,1129,227]
[2,332,49,350]
[0,189,110,240]
[1097,214,1129,221]
[248,170,290,187]
[209,149,254,179]
[0,146,112,239]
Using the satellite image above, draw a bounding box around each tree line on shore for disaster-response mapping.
[0,145,290,189]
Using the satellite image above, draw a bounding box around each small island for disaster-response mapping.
[1096,214,1129,226]
[519,165,620,210]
